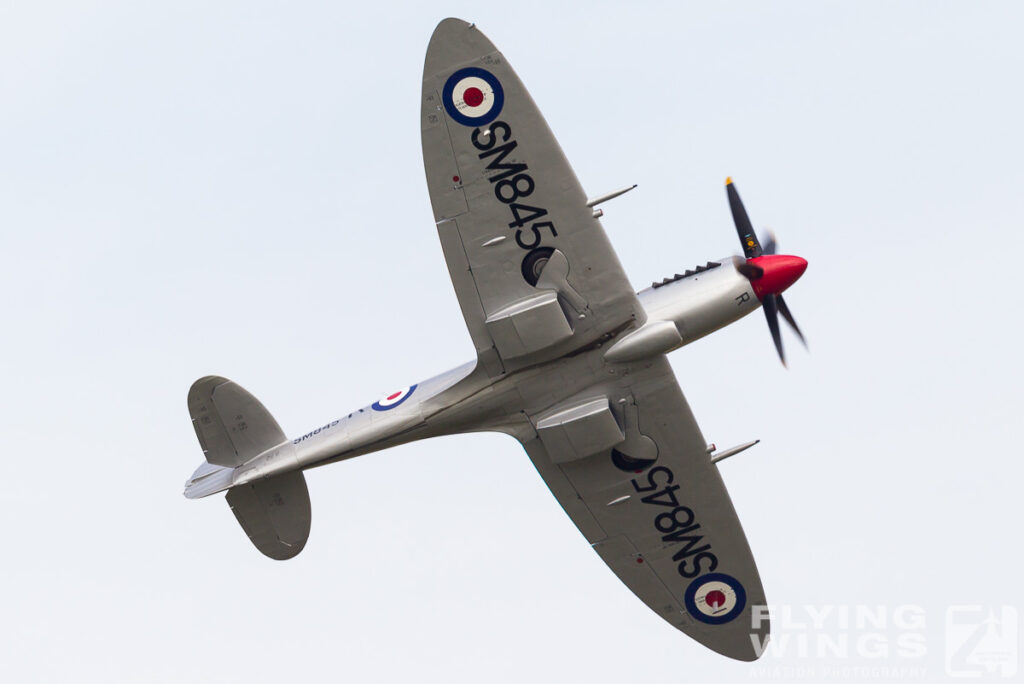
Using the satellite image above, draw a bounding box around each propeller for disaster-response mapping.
[725,177,808,365]
[727,178,762,258]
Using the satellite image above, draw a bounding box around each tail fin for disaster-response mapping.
[185,376,311,560]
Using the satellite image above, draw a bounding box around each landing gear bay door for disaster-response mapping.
[421,18,645,374]
[519,356,769,661]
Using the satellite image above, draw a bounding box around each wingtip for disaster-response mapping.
[424,18,495,80]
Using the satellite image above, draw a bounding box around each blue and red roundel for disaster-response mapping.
[684,573,747,625]
[442,67,504,127]
[371,384,417,411]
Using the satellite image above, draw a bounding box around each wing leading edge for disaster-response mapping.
[421,18,645,376]
[519,356,769,660]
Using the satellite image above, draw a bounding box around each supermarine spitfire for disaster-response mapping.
[184,18,807,661]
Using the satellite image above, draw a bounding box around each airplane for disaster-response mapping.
[183,18,808,661]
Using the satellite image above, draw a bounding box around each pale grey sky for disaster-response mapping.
[2,1,1022,682]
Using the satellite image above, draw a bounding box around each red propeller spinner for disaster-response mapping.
[744,254,808,301]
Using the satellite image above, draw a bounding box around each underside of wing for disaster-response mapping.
[421,18,644,376]
[518,356,769,660]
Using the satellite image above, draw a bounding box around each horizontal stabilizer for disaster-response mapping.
[226,470,311,560]
[188,375,288,467]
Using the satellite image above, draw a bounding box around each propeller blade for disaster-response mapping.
[776,294,807,348]
[725,179,805,364]
[763,293,785,366]
[726,177,762,258]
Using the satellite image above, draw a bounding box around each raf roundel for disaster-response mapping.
[684,573,747,625]
[371,384,417,411]
[442,67,504,127]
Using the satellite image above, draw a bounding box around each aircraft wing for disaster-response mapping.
[421,19,644,375]
[518,355,769,660]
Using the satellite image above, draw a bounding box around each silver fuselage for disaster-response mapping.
[228,257,759,487]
